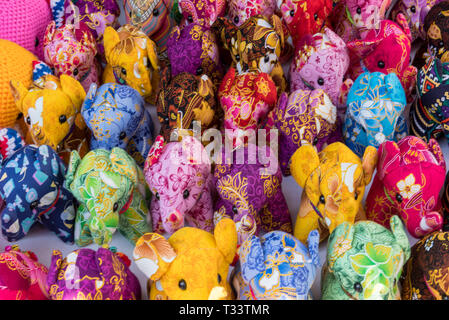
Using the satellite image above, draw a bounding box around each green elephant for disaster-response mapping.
[65,147,152,247]
[321,215,410,300]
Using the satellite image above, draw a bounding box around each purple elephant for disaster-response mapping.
[46,248,141,300]
[214,143,293,244]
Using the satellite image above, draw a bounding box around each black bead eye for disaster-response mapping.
[377,60,385,69]
[59,115,67,123]
[17,112,23,120]
[155,192,160,200]
[410,5,416,13]
[443,295,449,300]
[232,205,238,214]
[264,55,270,63]
[164,117,169,124]
[26,116,31,125]
[317,77,324,86]
[73,68,79,76]
[396,193,403,203]
[355,192,358,200]
[354,282,363,292]
[153,8,159,16]
[183,189,189,199]
[290,9,295,17]
[234,16,239,24]
[113,202,119,211]
[196,67,203,75]
[119,131,126,140]
[35,37,39,48]
[121,68,127,76]
[313,137,318,145]
[356,7,361,14]
[218,273,222,283]
[30,201,39,210]
[179,279,187,290]
[440,41,445,48]
[235,54,240,62]
[314,13,318,20]
[187,15,193,23]
[319,195,325,204]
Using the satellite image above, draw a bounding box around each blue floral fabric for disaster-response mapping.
[81,83,155,168]
[0,145,75,243]
[343,72,408,157]
[236,230,320,300]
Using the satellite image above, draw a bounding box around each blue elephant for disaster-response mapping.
[81,83,155,167]
[343,72,408,157]
[232,230,320,300]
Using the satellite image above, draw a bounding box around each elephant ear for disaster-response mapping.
[377,140,401,180]
[389,215,411,261]
[361,146,378,185]
[103,26,121,64]
[110,147,138,185]
[290,145,320,188]
[239,234,265,282]
[60,75,86,112]
[270,14,285,50]
[9,80,29,113]
[428,138,446,169]
[65,150,82,191]
[326,221,355,271]
[44,21,57,46]
[214,218,238,265]
[133,233,177,280]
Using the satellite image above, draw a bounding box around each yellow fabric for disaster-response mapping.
[1,40,36,127]
[291,142,377,244]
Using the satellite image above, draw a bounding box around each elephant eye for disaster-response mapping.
[153,8,159,16]
[73,68,79,76]
[410,5,416,13]
[440,41,445,48]
[317,77,324,86]
[183,189,190,199]
[35,37,39,48]
[319,195,325,204]
[218,273,222,283]
[313,137,318,145]
[179,279,187,290]
[355,192,358,200]
[289,9,295,17]
[232,205,238,214]
[196,67,203,75]
[264,55,270,63]
[356,7,361,14]
[396,193,403,203]
[30,201,39,210]
[234,16,239,24]
[235,54,240,62]
[155,192,160,200]
[377,60,385,69]
[59,115,67,123]
[25,116,31,125]
[187,15,193,23]
[121,68,127,76]
[17,112,23,120]
[113,202,119,211]
[119,131,126,140]
[314,13,318,20]
[354,282,363,293]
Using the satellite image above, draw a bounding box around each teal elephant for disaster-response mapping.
[321,215,410,300]
[65,147,152,247]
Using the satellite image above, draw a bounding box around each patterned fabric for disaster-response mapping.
[365,136,446,238]
[179,0,226,27]
[144,136,214,235]
[347,15,417,100]
[274,89,338,176]
[289,27,351,110]
[166,23,223,87]
[410,56,449,143]
[0,128,25,161]
[343,72,408,158]
[424,1,449,63]
[65,148,151,247]
[133,218,237,300]
[290,142,377,244]
[277,0,333,47]
[43,21,100,93]
[322,216,410,300]
[10,69,90,165]
[47,247,141,300]
[214,143,292,245]
[102,25,160,104]
[157,64,221,141]
[212,15,287,93]
[400,231,449,299]
[81,83,154,168]
[0,246,48,300]
[227,0,276,27]
[123,0,180,51]
[0,145,76,243]
[234,230,320,300]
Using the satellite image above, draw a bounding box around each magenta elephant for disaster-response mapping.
[214,143,293,244]
[366,136,446,238]
[143,136,214,236]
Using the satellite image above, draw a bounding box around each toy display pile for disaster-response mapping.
[2,0,449,300]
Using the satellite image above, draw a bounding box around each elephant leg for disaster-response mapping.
[74,203,93,247]
[89,215,117,246]
[39,198,76,243]
[118,191,151,244]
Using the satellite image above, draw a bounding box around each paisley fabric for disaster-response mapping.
[81,83,154,168]
[424,1,449,63]
[65,148,151,247]
[43,21,100,93]
[227,0,276,27]
[0,145,76,243]
[343,72,408,158]
[47,247,141,300]
[234,230,320,300]
[144,136,214,235]
[401,231,449,300]
[366,136,446,238]
[179,0,226,27]
[274,89,338,176]
[410,56,449,143]
[214,143,292,245]
[0,247,48,300]
[322,216,410,300]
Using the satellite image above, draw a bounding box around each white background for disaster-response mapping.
[0,0,441,300]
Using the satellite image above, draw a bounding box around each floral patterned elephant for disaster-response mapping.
[65,148,152,247]
[322,216,410,300]
[232,230,320,300]
[365,136,446,238]
[179,0,227,27]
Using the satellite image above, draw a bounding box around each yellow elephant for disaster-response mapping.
[291,142,378,244]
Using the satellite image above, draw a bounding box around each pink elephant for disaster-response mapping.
[366,136,446,238]
[143,136,214,235]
